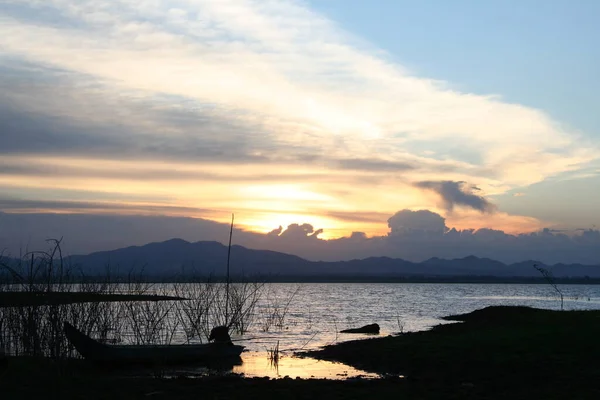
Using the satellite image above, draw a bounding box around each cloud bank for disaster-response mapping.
[2,211,599,266]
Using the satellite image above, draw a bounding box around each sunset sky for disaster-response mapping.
[1,0,599,245]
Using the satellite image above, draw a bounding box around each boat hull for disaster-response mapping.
[64,322,244,365]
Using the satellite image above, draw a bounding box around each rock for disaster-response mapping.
[340,323,380,334]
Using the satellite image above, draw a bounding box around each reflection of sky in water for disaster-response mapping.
[228,283,600,378]
[151,352,379,380]
[104,283,600,379]
[138,282,600,355]
[227,283,600,354]
[234,352,379,379]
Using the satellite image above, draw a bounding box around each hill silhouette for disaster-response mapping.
[57,239,600,279]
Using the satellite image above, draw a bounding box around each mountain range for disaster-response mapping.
[51,239,600,280]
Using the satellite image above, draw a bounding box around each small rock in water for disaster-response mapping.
[340,323,380,334]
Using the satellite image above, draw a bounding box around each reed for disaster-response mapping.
[260,284,301,332]
[0,239,122,358]
[534,264,564,310]
[0,240,269,358]
[267,340,280,369]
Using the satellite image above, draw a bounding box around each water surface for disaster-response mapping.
[175,283,600,379]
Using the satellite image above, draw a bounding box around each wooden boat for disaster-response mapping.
[0,347,6,368]
[64,322,244,365]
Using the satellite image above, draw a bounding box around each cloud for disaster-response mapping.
[334,158,415,172]
[0,0,596,186]
[443,209,543,235]
[0,155,333,183]
[0,80,273,164]
[325,211,390,224]
[267,226,283,237]
[415,180,496,213]
[0,198,216,216]
[387,210,448,235]
[2,211,600,265]
[276,223,324,241]
[0,0,598,237]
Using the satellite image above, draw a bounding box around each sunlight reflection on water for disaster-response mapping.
[218,283,600,378]
[157,352,380,380]
[227,283,600,355]
[109,283,600,379]
[234,352,380,379]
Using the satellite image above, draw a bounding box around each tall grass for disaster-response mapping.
[0,240,121,358]
[171,278,264,343]
[0,240,267,359]
[533,264,564,311]
[259,284,302,332]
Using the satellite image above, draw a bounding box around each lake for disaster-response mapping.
[4,282,600,379]
[189,282,600,378]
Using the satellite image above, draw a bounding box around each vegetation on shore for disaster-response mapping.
[300,305,600,398]
[0,240,265,357]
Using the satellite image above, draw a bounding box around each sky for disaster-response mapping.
[1,0,599,261]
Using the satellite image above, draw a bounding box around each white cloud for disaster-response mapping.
[0,0,598,234]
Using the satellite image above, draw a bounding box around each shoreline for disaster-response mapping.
[298,306,600,395]
[3,306,600,398]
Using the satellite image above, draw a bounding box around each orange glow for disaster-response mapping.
[445,210,546,235]
[0,154,550,239]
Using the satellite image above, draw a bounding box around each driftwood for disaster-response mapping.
[340,323,380,334]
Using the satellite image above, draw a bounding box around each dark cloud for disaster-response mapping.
[0,107,123,157]
[267,226,283,237]
[0,105,273,164]
[0,198,216,215]
[0,60,278,164]
[325,211,390,224]
[0,3,87,31]
[0,62,430,179]
[349,232,367,240]
[0,212,231,257]
[415,180,496,213]
[0,97,419,177]
[3,210,600,265]
[0,160,328,183]
[335,158,415,172]
[387,210,448,236]
[278,224,324,240]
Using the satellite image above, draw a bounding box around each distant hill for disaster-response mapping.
[51,239,600,279]
[65,238,306,277]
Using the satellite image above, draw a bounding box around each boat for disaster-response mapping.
[63,322,244,365]
[0,347,6,368]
